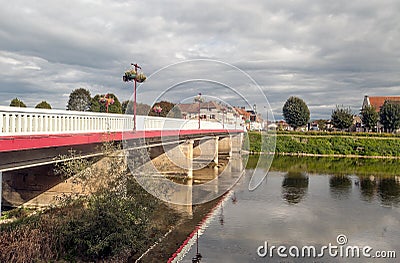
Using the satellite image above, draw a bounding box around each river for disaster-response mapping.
[180,156,400,262]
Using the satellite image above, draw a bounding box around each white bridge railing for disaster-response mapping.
[0,106,240,136]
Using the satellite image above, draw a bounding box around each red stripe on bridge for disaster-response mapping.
[0,129,242,152]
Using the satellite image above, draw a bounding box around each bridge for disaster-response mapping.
[0,106,244,214]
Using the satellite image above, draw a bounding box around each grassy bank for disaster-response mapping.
[247,155,400,177]
[249,131,400,157]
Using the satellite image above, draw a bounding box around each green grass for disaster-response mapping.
[248,131,400,157]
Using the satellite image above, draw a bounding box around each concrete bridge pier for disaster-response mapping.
[183,140,194,178]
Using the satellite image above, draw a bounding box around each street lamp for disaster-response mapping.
[123,63,146,131]
[99,94,115,113]
[222,108,226,129]
[194,93,204,129]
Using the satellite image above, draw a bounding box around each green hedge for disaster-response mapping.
[277,130,400,137]
[249,132,400,156]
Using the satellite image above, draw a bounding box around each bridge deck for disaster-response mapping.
[0,129,242,152]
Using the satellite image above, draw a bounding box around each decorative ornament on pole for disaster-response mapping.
[153,105,162,116]
[194,93,204,129]
[123,63,146,131]
[99,94,115,113]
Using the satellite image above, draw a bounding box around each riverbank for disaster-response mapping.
[249,131,400,157]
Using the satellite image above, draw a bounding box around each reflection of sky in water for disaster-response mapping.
[181,171,400,263]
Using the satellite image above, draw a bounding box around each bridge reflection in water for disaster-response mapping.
[125,134,246,216]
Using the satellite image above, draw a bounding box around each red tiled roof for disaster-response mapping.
[368,96,400,111]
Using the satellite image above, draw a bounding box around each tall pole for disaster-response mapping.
[222,110,225,129]
[131,63,141,131]
[198,99,201,129]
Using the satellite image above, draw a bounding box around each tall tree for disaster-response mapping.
[282,96,310,130]
[316,119,327,131]
[35,101,52,109]
[122,100,151,115]
[379,101,400,133]
[90,93,122,114]
[67,88,91,111]
[360,105,378,132]
[10,98,27,107]
[331,105,353,131]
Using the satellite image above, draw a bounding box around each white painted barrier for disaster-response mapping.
[0,106,241,136]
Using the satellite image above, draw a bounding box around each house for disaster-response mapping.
[233,107,264,131]
[177,101,238,126]
[362,95,400,111]
[362,95,400,132]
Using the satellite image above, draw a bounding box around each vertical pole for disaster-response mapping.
[0,171,2,217]
[198,101,200,129]
[134,78,137,131]
[222,111,225,129]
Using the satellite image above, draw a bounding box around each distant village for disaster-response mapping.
[177,95,400,132]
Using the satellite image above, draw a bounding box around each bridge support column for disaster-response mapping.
[218,136,232,156]
[214,136,219,165]
[184,140,194,178]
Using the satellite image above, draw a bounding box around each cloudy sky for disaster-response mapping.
[0,0,399,120]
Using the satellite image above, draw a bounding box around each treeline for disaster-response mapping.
[282,96,400,133]
[10,98,52,109]
[8,88,182,117]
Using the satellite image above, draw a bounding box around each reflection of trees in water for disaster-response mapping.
[359,176,376,202]
[282,171,309,204]
[378,178,400,207]
[329,175,352,199]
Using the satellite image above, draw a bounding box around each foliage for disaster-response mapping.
[282,96,310,130]
[10,97,27,107]
[248,132,400,156]
[262,155,400,177]
[35,101,52,109]
[90,93,122,114]
[379,101,400,133]
[361,105,378,131]
[276,130,400,137]
[331,105,353,130]
[122,100,151,115]
[67,88,91,111]
[0,143,180,262]
[316,119,327,131]
[148,101,182,118]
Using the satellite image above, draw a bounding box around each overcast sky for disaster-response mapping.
[0,0,399,120]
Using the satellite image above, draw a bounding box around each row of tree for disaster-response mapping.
[66,88,182,117]
[282,96,400,132]
[10,88,182,118]
[10,98,52,109]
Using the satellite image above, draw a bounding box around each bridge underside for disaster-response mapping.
[1,132,244,215]
[0,130,241,172]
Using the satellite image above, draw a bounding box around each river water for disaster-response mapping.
[180,156,400,262]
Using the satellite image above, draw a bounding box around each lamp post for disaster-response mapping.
[194,93,204,129]
[123,63,146,131]
[99,94,114,113]
[222,108,226,129]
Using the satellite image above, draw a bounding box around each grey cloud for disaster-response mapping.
[0,0,399,118]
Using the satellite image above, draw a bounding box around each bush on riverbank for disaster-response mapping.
[0,148,180,262]
[249,132,400,156]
